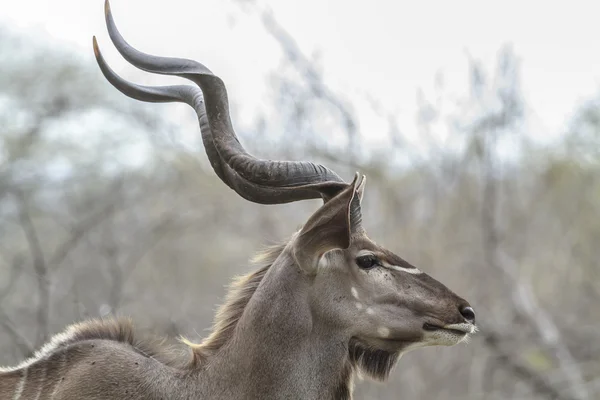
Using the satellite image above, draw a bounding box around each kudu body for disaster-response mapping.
[0,2,477,399]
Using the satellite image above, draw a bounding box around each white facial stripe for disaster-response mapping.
[383,262,423,275]
[356,250,423,275]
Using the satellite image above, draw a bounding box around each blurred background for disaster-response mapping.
[1,0,599,399]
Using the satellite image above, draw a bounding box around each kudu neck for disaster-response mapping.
[201,252,351,400]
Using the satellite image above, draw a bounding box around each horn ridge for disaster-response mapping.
[94,0,348,204]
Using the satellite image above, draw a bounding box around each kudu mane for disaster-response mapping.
[182,243,285,366]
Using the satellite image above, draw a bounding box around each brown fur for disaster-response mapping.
[0,369,20,397]
[26,317,189,368]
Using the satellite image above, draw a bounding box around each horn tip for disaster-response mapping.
[104,0,111,17]
[92,36,99,56]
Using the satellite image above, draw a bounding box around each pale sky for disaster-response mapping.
[2,0,600,152]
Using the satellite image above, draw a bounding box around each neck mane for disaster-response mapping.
[181,243,285,366]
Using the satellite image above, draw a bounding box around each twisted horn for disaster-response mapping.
[93,0,348,204]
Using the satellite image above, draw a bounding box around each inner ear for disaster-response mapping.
[356,175,366,202]
[292,174,363,274]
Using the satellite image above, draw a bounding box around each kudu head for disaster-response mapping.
[94,0,476,382]
[287,174,475,378]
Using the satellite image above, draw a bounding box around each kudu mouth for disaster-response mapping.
[423,322,477,336]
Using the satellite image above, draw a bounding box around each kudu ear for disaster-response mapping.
[293,173,364,274]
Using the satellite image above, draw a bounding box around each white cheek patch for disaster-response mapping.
[377,327,390,338]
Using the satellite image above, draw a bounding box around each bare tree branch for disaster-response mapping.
[234,1,359,161]
[0,254,24,301]
[111,215,176,310]
[49,201,118,270]
[14,190,50,348]
[477,115,589,399]
[481,330,573,400]
[0,309,34,358]
[495,250,590,400]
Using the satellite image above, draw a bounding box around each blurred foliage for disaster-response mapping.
[0,17,599,400]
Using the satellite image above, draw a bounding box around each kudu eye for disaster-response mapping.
[356,255,379,270]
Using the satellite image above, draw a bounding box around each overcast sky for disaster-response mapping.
[2,0,599,150]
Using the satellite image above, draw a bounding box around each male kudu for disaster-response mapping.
[0,2,476,399]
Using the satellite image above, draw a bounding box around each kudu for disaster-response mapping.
[0,1,477,399]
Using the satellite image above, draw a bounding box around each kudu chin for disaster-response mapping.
[0,1,477,399]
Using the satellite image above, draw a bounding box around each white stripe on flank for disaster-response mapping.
[12,367,27,400]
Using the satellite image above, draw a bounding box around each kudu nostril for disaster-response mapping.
[460,306,476,323]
